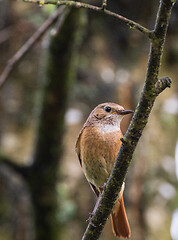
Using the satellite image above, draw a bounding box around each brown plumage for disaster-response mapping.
[111,196,131,238]
[76,102,133,238]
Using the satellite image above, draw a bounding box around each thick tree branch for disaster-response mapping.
[0,6,66,88]
[81,0,175,240]
[24,0,153,39]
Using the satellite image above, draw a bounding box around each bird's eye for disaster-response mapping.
[105,106,111,112]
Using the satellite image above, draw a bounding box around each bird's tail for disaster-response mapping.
[110,196,131,238]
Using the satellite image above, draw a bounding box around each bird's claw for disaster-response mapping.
[86,212,96,227]
[100,182,107,192]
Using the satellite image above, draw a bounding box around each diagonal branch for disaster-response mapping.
[81,0,175,239]
[0,6,66,89]
[0,151,30,179]
[24,0,153,39]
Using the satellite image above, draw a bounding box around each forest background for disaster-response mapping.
[0,0,178,240]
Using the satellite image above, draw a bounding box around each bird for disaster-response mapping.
[75,102,133,238]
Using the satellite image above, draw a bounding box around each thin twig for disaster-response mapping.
[24,0,153,39]
[101,0,107,10]
[0,6,66,89]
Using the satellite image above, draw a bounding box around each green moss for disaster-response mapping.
[171,0,177,5]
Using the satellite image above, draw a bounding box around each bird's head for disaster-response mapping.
[89,102,134,126]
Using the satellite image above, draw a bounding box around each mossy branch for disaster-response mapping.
[24,0,153,39]
[81,0,175,240]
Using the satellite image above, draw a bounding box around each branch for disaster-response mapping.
[0,6,66,89]
[24,0,153,39]
[0,151,30,179]
[101,0,108,10]
[155,76,172,95]
[81,0,174,239]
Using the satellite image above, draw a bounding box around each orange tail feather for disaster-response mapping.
[110,196,131,238]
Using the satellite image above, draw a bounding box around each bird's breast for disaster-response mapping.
[80,125,122,188]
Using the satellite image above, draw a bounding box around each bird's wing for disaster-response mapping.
[75,127,85,167]
[76,126,100,197]
[89,182,100,197]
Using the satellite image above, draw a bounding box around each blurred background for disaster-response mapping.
[0,0,178,240]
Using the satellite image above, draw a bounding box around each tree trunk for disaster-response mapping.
[27,8,85,240]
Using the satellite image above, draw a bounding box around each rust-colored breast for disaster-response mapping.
[78,125,123,188]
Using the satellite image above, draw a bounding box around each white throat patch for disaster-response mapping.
[99,124,120,133]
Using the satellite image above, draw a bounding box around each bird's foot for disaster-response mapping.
[86,212,96,227]
[99,182,107,192]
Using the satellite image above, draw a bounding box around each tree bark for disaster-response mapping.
[28,8,85,240]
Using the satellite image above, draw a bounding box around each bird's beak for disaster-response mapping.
[119,109,134,115]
